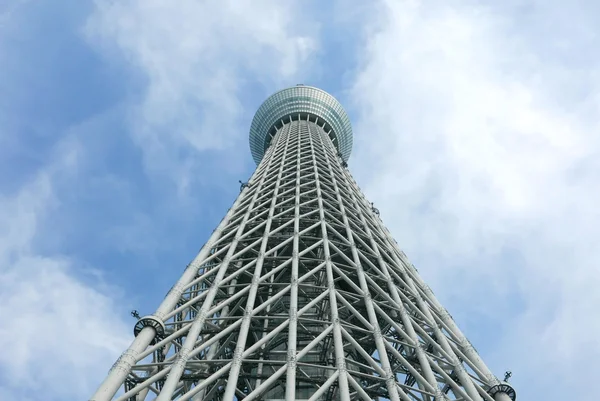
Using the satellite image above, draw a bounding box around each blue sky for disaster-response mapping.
[1,0,599,400]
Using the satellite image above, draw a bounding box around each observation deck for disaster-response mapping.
[249,85,353,164]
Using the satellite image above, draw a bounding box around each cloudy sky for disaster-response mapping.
[1,0,598,399]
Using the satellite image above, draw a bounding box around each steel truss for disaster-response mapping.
[91,116,515,401]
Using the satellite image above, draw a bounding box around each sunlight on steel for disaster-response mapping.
[89,88,515,401]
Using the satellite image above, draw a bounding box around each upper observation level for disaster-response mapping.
[249,85,353,164]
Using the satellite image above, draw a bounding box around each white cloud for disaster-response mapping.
[0,140,130,400]
[85,0,319,192]
[348,0,600,399]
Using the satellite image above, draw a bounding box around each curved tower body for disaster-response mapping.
[90,86,516,401]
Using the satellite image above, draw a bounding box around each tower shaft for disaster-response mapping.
[90,89,515,401]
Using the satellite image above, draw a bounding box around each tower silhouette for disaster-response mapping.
[90,86,516,401]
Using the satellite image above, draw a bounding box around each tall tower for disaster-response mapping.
[90,86,516,401]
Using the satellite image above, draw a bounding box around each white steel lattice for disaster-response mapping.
[90,88,515,401]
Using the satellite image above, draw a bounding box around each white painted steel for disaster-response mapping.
[89,88,514,401]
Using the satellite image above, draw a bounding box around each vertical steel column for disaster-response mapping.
[221,123,293,400]
[191,274,237,401]
[341,170,439,399]
[340,171,483,401]
[285,119,302,400]
[342,164,514,399]
[313,125,404,401]
[307,122,351,401]
[90,168,262,401]
[155,127,284,401]
[254,271,275,389]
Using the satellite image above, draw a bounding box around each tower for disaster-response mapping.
[90,86,516,401]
